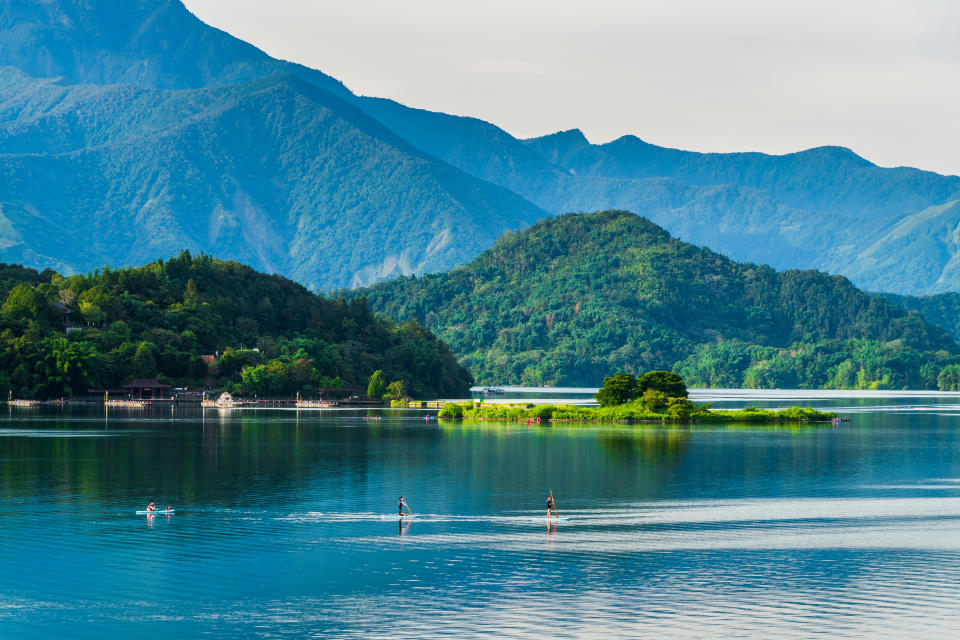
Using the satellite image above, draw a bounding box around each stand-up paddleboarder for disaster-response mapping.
[399,496,412,517]
[546,492,557,519]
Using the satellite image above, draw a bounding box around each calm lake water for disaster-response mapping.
[5,392,960,638]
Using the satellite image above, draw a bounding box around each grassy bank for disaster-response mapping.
[438,400,836,424]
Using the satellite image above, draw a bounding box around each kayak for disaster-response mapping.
[136,509,175,515]
[535,517,571,521]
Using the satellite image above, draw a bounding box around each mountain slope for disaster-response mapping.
[0,68,545,288]
[0,0,350,95]
[343,106,960,293]
[357,211,958,388]
[839,200,960,294]
[1,0,960,295]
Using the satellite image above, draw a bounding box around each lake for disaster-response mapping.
[4,392,960,638]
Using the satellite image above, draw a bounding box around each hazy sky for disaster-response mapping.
[184,0,960,176]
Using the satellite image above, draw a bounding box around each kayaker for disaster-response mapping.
[146,502,156,513]
[398,496,411,516]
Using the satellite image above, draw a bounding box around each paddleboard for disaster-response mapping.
[380,514,414,519]
[136,509,175,515]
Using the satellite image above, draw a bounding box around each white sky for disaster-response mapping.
[184,0,960,176]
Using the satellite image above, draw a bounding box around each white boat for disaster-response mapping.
[202,392,240,407]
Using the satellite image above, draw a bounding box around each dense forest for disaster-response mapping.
[0,253,472,399]
[358,210,960,389]
[878,291,960,344]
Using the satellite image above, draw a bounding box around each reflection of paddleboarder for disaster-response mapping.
[398,496,412,516]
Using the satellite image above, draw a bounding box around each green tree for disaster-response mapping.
[595,373,640,406]
[36,337,101,397]
[2,284,47,321]
[78,300,105,325]
[131,341,158,377]
[384,379,408,401]
[939,364,960,391]
[183,278,200,307]
[639,371,687,398]
[367,369,387,398]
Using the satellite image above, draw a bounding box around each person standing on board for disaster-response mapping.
[398,496,412,517]
[546,493,556,519]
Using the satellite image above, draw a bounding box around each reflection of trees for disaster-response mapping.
[595,427,692,467]
[0,406,374,507]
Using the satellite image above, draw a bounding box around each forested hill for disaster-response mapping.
[878,291,960,345]
[358,211,960,389]
[0,253,472,399]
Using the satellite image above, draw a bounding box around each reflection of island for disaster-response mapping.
[596,428,692,467]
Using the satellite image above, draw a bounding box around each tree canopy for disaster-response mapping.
[0,252,472,399]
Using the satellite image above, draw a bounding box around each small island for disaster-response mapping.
[439,371,837,424]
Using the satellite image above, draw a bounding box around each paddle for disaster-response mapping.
[550,490,558,519]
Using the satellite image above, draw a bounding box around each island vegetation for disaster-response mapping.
[438,371,835,424]
[0,253,472,400]
[359,211,960,390]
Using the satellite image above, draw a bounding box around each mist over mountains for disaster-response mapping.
[0,0,958,294]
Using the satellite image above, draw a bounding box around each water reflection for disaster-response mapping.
[4,405,960,638]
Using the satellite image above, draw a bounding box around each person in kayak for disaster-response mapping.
[546,494,555,519]
[146,502,156,513]
[398,496,411,516]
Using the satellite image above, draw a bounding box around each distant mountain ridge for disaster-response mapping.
[0,0,958,294]
[0,65,543,288]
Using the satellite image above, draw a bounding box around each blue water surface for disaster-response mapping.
[3,397,960,638]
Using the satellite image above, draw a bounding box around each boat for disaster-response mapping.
[295,399,338,408]
[136,509,175,515]
[480,387,505,395]
[202,392,240,408]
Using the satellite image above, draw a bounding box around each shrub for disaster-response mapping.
[530,405,555,420]
[666,397,695,420]
[438,403,464,419]
[642,389,668,411]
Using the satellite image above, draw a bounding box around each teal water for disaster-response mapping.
[4,401,960,637]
